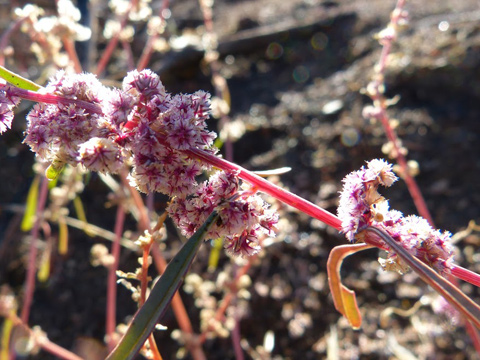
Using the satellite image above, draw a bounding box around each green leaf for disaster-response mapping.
[45,161,65,181]
[208,237,223,271]
[365,226,480,329]
[106,211,219,360]
[20,176,40,232]
[0,65,41,91]
[0,316,13,360]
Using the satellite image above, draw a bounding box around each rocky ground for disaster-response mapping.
[1,0,480,359]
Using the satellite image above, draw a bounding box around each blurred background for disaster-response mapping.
[1,0,480,358]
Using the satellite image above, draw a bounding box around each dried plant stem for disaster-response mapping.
[106,205,125,351]
[369,0,434,225]
[199,261,251,343]
[147,334,163,360]
[20,176,49,324]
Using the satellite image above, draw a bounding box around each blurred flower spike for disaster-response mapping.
[337,159,454,275]
[4,68,278,257]
[0,84,21,134]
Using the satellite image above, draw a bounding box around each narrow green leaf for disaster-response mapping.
[0,316,13,360]
[73,196,94,237]
[0,65,41,91]
[365,226,480,329]
[106,211,219,360]
[208,237,223,271]
[20,176,40,232]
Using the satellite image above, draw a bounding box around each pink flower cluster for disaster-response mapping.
[0,84,21,134]
[168,171,278,257]
[24,71,124,172]
[5,69,278,256]
[337,159,454,275]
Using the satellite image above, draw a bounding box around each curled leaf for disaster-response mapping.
[327,243,373,329]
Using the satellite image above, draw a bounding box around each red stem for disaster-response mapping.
[136,0,170,71]
[106,205,125,351]
[20,176,49,323]
[377,110,434,226]
[38,337,84,360]
[62,36,83,74]
[451,265,480,288]
[4,85,103,115]
[96,0,138,75]
[186,147,343,230]
[199,261,251,343]
[370,0,434,226]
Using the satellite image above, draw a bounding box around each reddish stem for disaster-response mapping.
[96,0,138,75]
[38,337,84,360]
[106,205,125,351]
[451,265,480,288]
[121,40,135,71]
[62,36,83,73]
[370,0,434,226]
[4,85,103,115]
[136,0,170,71]
[199,261,251,343]
[377,110,434,226]
[148,333,163,360]
[20,176,49,324]
[186,147,343,230]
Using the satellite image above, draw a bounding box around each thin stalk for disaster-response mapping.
[106,205,126,351]
[231,312,244,360]
[4,312,82,360]
[95,0,138,75]
[451,266,480,288]
[20,176,49,323]
[199,261,251,343]
[3,85,103,115]
[137,227,164,360]
[136,0,170,71]
[61,36,83,73]
[150,246,206,360]
[369,0,434,225]
[186,147,343,230]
